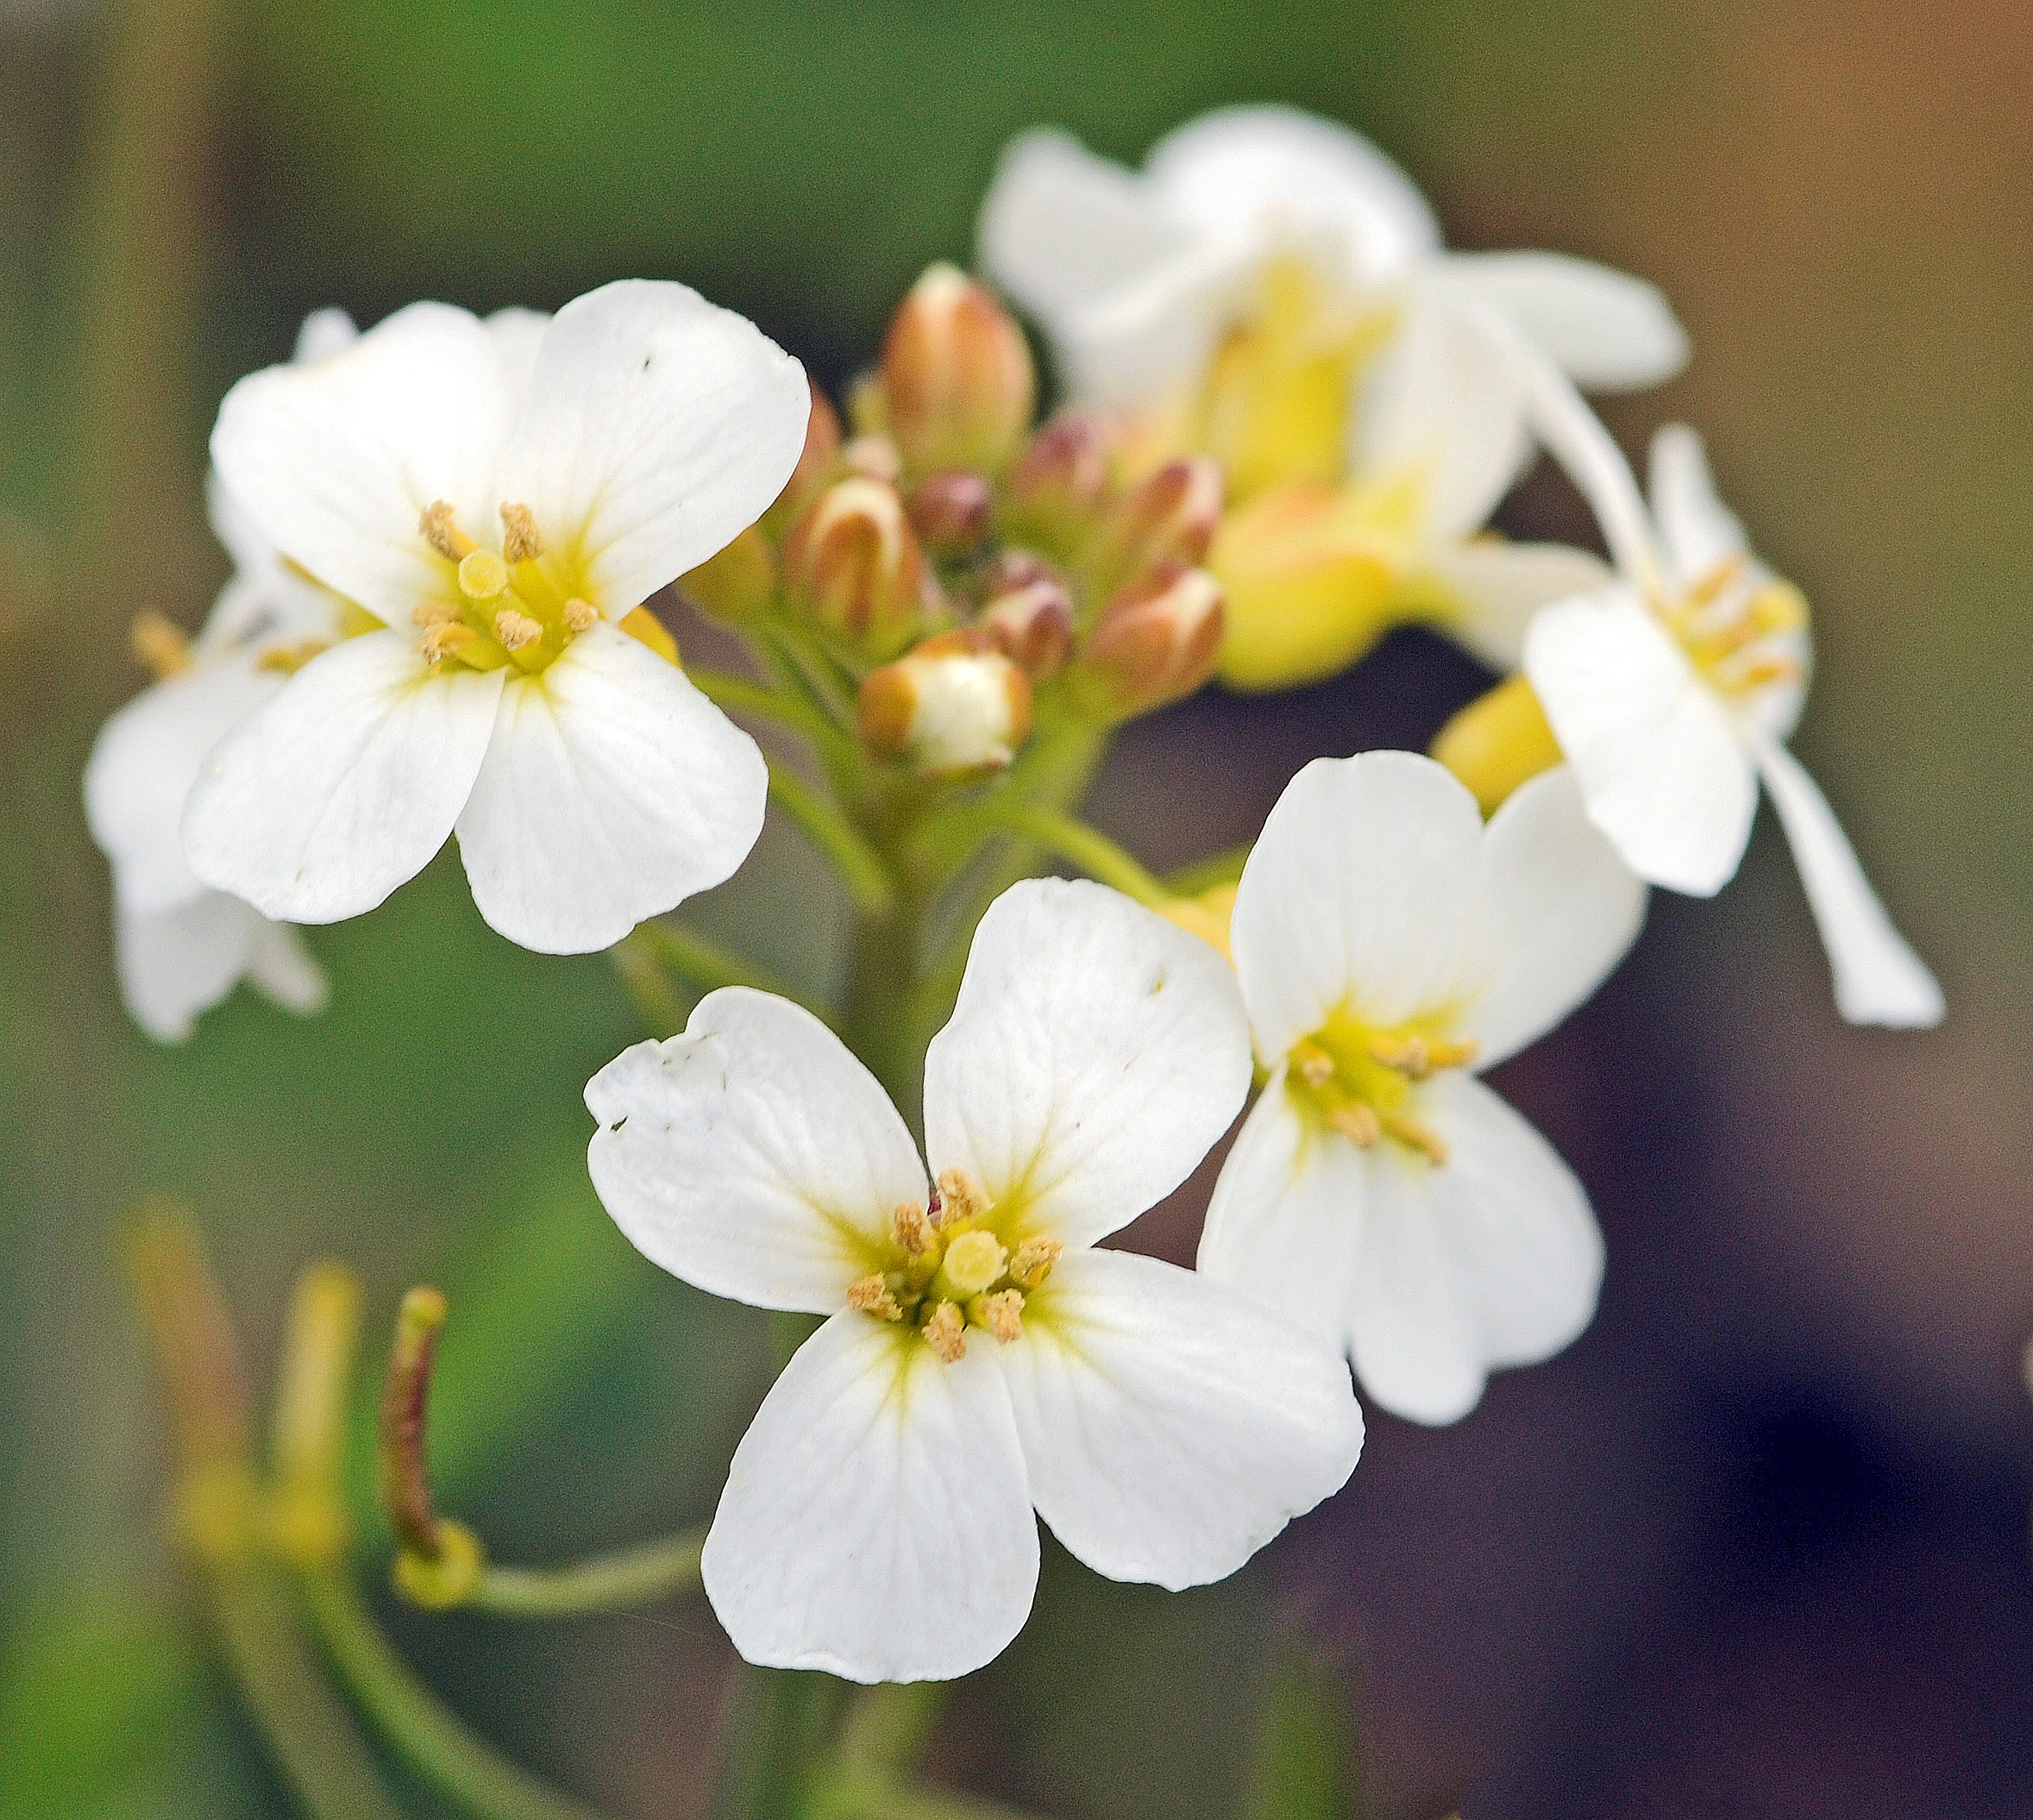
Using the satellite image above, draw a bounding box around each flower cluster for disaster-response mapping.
[99,103,1942,1693]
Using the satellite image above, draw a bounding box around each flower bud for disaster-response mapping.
[907,468,995,558]
[1083,457,1223,600]
[879,264,1035,478]
[679,523,775,623]
[1001,411,1112,555]
[859,631,1032,776]
[1073,562,1224,721]
[762,380,842,535]
[977,575,1073,680]
[1429,674,1563,816]
[783,477,928,658]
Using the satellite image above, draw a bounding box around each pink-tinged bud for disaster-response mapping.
[988,548,1064,596]
[879,264,1035,478]
[679,523,775,622]
[783,477,929,657]
[907,468,995,557]
[978,575,1073,680]
[1002,411,1112,554]
[763,380,842,534]
[1084,457,1224,599]
[859,631,1032,776]
[1074,562,1225,721]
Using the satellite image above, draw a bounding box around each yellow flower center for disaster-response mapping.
[1660,555,1809,708]
[845,1168,1061,1363]
[1284,1007,1478,1166]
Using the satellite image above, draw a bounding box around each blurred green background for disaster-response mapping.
[3,1,2029,1815]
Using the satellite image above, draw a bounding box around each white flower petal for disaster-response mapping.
[182,629,503,924]
[1001,1248,1361,1591]
[291,306,359,364]
[586,988,925,1314]
[1198,1079,1365,1351]
[210,302,518,627]
[1355,291,1534,539]
[1144,105,1440,285]
[1422,538,1615,672]
[1465,765,1647,1068]
[1524,588,1757,895]
[86,656,282,917]
[1053,241,1258,407]
[1750,736,1944,1027]
[495,280,809,615]
[1647,424,1751,590]
[452,623,766,954]
[922,879,1252,1250]
[483,306,551,395]
[243,920,329,1017]
[702,1311,1037,1683]
[113,894,267,1043]
[1229,750,1484,1058]
[1443,251,1687,391]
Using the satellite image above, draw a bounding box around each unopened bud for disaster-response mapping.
[764,380,843,534]
[1084,457,1223,601]
[1002,411,1112,555]
[879,264,1035,477]
[978,575,1073,680]
[1429,674,1563,816]
[859,631,1032,777]
[783,477,929,657]
[680,523,776,623]
[907,468,995,557]
[1074,562,1225,720]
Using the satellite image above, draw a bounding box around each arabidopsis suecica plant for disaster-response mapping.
[585,879,1365,1682]
[1200,752,1646,1425]
[181,279,810,955]
[1511,342,1944,1026]
[83,309,365,1039]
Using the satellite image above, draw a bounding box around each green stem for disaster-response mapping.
[1164,841,1253,898]
[606,932,687,1038]
[976,801,1170,908]
[629,919,801,1002]
[769,761,895,914]
[300,1568,609,1820]
[805,1767,1041,1820]
[690,666,858,775]
[712,1666,849,1820]
[465,1527,706,1619]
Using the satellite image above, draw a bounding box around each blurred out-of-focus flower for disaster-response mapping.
[182,281,808,955]
[585,879,1364,1683]
[1201,752,1645,1424]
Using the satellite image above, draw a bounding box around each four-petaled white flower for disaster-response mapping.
[1513,342,1943,1026]
[585,878,1365,1683]
[182,279,810,955]
[1201,751,1647,1426]
[82,307,367,1040]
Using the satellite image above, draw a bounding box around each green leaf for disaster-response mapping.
[1240,1644,1358,1820]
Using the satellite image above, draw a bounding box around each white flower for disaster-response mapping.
[977,103,1684,419]
[1511,346,1943,1026]
[182,280,810,955]
[82,308,371,1040]
[1199,751,1647,1426]
[585,879,1365,1683]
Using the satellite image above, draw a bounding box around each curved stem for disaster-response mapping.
[976,801,1170,908]
[805,1767,1041,1820]
[1164,842,1252,899]
[629,919,802,1003]
[768,761,895,914]
[689,666,858,775]
[301,1568,611,1820]
[465,1527,706,1619]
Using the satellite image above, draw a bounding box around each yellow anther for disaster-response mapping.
[420,622,475,665]
[1729,656,1803,694]
[499,502,544,564]
[411,599,460,628]
[1378,1109,1448,1166]
[943,1230,1008,1296]
[922,1300,968,1363]
[420,500,477,560]
[493,609,543,651]
[563,598,599,633]
[1367,1033,1478,1080]
[1291,1040,1335,1089]
[847,1274,904,1322]
[130,609,192,681]
[893,1201,935,1256]
[972,1290,1024,1344]
[1327,1101,1381,1147]
[935,1169,991,1227]
[255,637,333,675]
[1685,553,1749,609]
[1007,1237,1062,1291]
[459,549,509,600]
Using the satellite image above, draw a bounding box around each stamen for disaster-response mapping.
[1377,1109,1448,1166]
[1327,1101,1381,1147]
[499,502,544,564]
[419,623,475,665]
[846,1274,903,1322]
[942,1231,1008,1296]
[1686,553,1748,609]
[256,637,333,675]
[972,1290,1024,1344]
[1291,1040,1334,1089]
[130,609,192,681]
[459,549,509,600]
[411,600,460,628]
[1007,1238,1062,1291]
[420,501,476,561]
[1729,656,1802,693]
[935,1169,991,1226]
[493,609,543,651]
[922,1300,968,1362]
[1368,1033,1478,1079]
[892,1201,935,1256]
[563,598,599,633]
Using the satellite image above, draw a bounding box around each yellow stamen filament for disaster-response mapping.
[459,549,509,600]
[255,637,333,675]
[1366,1033,1478,1081]
[499,502,544,563]
[1292,1041,1334,1089]
[1327,1101,1381,1147]
[1729,656,1803,693]
[420,500,476,560]
[1685,552,1748,610]
[922,1301,968,1362]
[493,609,543,651]
[1007,1237,1062,1291]
[847,1275,903,1322]
[420,623,475,665]
[130,609,192,680]
[563,598,599,633]
[892,1202,935,1256]
[973,1290,1024,1344]
[1378,1109,1449,1167]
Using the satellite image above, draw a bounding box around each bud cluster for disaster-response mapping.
[676,262,1231,779]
